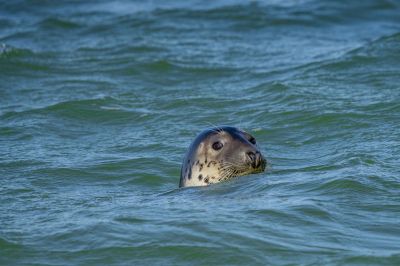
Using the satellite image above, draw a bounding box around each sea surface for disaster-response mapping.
[1,0,400,265]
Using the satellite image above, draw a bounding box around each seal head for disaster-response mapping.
[179,126,266,187]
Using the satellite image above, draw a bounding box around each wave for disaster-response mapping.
[0,43,34,58]
[38,17,81,30]
[0,96,159,125]
[151,0,400,29]
[298,32,400,76]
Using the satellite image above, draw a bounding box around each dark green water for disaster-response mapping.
[1,0,400,265]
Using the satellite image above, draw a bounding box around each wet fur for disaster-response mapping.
[179,126,266,188]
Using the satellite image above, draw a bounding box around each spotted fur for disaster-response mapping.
[179,126,266,188]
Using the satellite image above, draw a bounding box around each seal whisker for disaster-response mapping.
[220,163,252,177]
[221,160,246,171]
[205,122,224,134]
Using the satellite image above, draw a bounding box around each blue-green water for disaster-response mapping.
[1,0,400,265]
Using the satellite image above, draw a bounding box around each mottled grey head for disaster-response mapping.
[179,126,266,187]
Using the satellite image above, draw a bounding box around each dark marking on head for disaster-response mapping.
[196,160,199,165]
[211,176,215,179]
[207,160,217,167]
[205,157,208,164]
[199,164,203,171]
[198,174,203,181]
[187,165,192,180]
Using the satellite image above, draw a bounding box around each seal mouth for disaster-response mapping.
[247,151,265,170]
[256,158,267,171]
[251,159,266,174]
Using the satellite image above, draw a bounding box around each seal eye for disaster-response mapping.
[249,137,256,145]
[212,141,223,151]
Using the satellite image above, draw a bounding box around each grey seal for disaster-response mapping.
[179,126,266,187]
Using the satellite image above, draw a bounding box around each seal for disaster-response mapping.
[179,126,266,187]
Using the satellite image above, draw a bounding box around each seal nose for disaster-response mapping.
[246,151,262,168]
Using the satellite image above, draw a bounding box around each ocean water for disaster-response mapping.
[1,0,400,265]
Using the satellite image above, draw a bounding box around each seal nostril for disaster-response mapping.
[247,151,262,168]
[254,152,261,168]
[246,151,256,162]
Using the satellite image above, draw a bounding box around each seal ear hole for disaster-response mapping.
[249,137,256,144]
[212,141,223,151]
